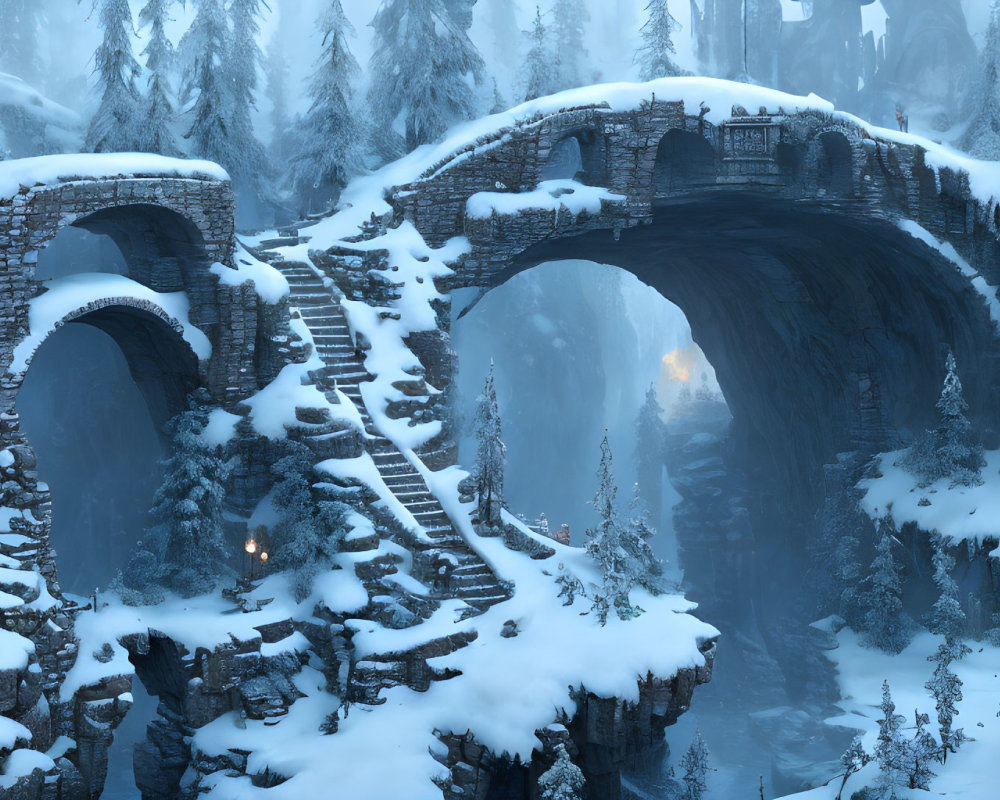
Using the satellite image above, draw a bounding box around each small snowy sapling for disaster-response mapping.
[874,680,907,796]
[680,730,709,800]
[901,710,937,790]
[835,735,870,800]
[522,6,554,101]
[473,362,505,527]
[537,744,585,800]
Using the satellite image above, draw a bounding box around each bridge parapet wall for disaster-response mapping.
[387,100,1000,293]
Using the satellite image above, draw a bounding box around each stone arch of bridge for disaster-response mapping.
[456,191,999,626]
[467,191,998,524]
[17,296,201,431]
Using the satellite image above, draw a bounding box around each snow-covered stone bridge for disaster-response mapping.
[327,78,1000,516]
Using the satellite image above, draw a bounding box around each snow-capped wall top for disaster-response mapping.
[0,152,230,200]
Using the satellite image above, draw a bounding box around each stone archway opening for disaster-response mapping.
[16,299,200,596]
[541,130,608,185]
[653,128,717,195]
[452,259,729,587]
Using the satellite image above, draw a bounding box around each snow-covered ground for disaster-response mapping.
[777,628,1000,800]
[858,449,1000,549]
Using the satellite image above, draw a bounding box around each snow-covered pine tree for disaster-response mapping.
[925,637,971,763]
[636,0,684,81]
[586,434,631,623]
[927,534,966,640]
[224,0,270,204]
[551,0,590,91]
[902,351,984,487]
[874,680,907,796]
[474,362,505,526]
[626,482,664,593]
[862,517,912,654]
[136,0,179,155]
[959,0,1000,159]
[680,730,709,800]
[368,0,485,153]
[181,0,235,168]
[148,392,230,597]
[270,440,349,601]
[0,0,44,83]
[586,436,663,622]
[288,0,365,212]
[264,9,292,165]
[835,735,870,800]
[537,744,585,800]
[522,6,553,101]
[86,0,142,153]
[114,540,165,606]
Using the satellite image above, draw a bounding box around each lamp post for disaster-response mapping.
[245,537,257,582]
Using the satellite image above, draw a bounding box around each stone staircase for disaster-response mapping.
[276,262,511,615]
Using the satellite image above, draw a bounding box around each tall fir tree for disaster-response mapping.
[264,8,292,164]
[537,744,585,800]
[0,0,44,83]
[636,0,684,81]
[680,730,709,800]
[181,0,234,169]
[522,6,553,101]
[136,0,179,155]
[902,351,984,487]
[86,0,142,153]
[959,0,1000,159]
[927,534,965,640]
[862,517,911,654]
[289,0,365,212]
[368,0,485,153]
[148,393,230,597]
[225,0,269,201]
[551,0,590,91]
[473,362,506,526]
